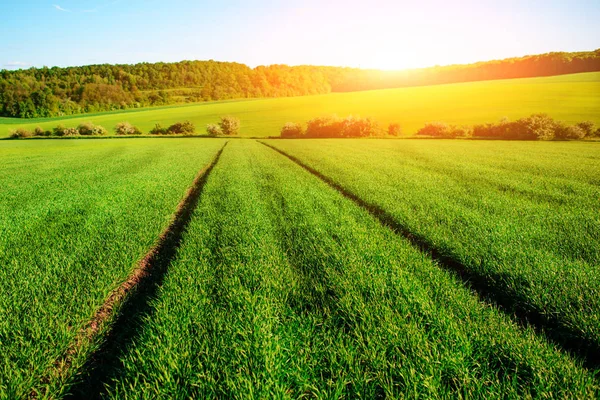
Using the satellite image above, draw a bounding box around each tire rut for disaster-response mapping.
[35,141,228,399]
[258,140,600,372]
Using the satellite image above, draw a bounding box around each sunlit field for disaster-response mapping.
[1,138,598,398]
[0,139,226,397]
[1,72,599,138]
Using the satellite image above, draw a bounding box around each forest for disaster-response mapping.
[1,49,599,118]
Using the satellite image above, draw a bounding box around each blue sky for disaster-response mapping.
[1,0,599,70]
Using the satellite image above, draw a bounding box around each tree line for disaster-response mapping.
[1,50,599,118]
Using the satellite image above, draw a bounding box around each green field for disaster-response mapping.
[265,139,600,355]
[0,139,226,398]
[1,72,599,138]
[1,138,599,398]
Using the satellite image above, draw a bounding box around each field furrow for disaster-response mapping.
[0,139,226,398]
[88,141,597,399]
[264,139,600,367]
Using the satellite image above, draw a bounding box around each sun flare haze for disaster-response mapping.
[1,0,599,70]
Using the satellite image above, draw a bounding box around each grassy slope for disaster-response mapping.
[95,141,597,399]
[0,139,225,398]
[267,139,600,358]
[1,72,598,138]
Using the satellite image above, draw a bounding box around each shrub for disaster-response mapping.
[576,121,596,138]
[206,124,222,136]
[473,117,517,138]
[53,125,67,136]
[77,122,96,136]
[417,122,450,137]
[515,114,557,140]
[63,127,79,136]
[76,122,106,136]
[417,122,471,138]
[448,125,473,138]
[472,123,492,138]
[304,115,381,138]
[281,122,304,138]
[306,115,343,138]
[218,116,240,136]
[472,115,564,140]
[167,121,195,135]
[149,123,167,135]
[9,128,32,138]
[388,123,402,136]
[341,116,379,137]
[555,122,586,140]
[33,126,47,136]
[92,125,108,136]
[114,122,142,135]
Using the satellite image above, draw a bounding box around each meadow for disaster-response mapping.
[265,139,600,360]
[0,139,225,398]
[1,72,599,138]
[0,138,599,398]
[87,141,597,399]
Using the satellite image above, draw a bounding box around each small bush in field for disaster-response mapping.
[206,124,222,136]
[576,121,596,138]
[63,127,79,136]
[449,125,472,138]
[149,124,167,135]
[515,114,557,140]
[10,128,32,138]
[33,126,47,137]
[305,115,342,138]
[388,123,402,136]
[303,115,380,138]
[78,122,96,136]
[417,122,450,137]
[93,125,108,135]
[53,125,67,136]
[417,122,471,138]
[114,122,142,135]
[281,122,304,138]
[167,121,195,135]
[341,116,379,137]
[555,122,586,140]
[219,116,240,136]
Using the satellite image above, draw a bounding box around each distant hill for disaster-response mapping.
[2,72,598,138]
[1,49,599,119]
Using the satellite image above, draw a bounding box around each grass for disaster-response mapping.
[266,139,600,365]
[2,138,599,397]
[80,141,598,399]
[1,72,599,138]
[0,138,226,398]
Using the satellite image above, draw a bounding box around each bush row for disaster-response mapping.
[10,121,196,138]
[416,114,600,140]
[10,116,243,139]
[281,115,401,138]
[10,122,109,138]
[279,114,599,140]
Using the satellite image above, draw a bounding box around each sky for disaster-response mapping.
[1,0,599,71]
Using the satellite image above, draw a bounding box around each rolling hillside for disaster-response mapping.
[1,72,598,138]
